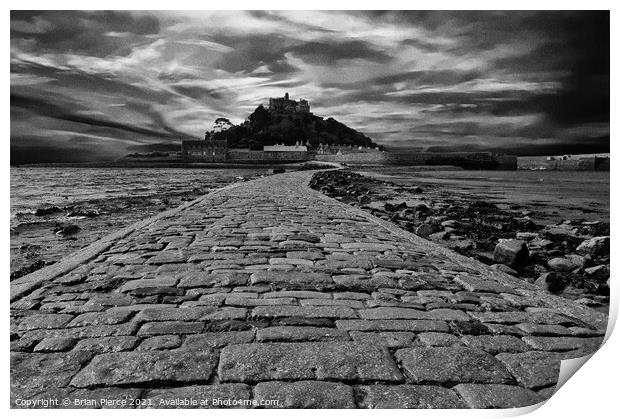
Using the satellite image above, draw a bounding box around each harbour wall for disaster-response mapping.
[314,151,517,170]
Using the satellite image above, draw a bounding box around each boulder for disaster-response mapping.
[364,201,386,211]
[429,231,450,241]
[67,208,99,217]
[415,223,434,238]
[493,240,528,267]
[384,201,407,212]
[441,220,458,228]
[585,265,609,277]
[34,205,62,216]
[515,217,537,230]
[535,272,568,293]
[516,232,539,241]
[357,195,371,205]
[565,254,589,269]
[448,239,475,252]
[55,224,80,237]
[576,236,610,256]
[544,224,579,237]
[529,237,554,249]
[547,257,577,272]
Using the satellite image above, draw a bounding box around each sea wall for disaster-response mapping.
[228,149,307,162]
[313,152,389,164]
[518,156,610,171]
[315,151,517,170]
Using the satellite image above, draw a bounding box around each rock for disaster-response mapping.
[490,264,518,275]
[55,224,80,236]
[576,236,610,256]
[493,240,528,267]
[529,237,553,249]
[272,168,285,174]
[385,201,407,212]
[566,254,589,269]
[546,249,564,257]
[448,240,474,252]
[468,201,497,212]
[535,272,568,293]
[34,206,62,216]
[516,232,539,241]
[415,203,429,213]
[585,265,609,276]
[67,208,99,217]
[545,224,579,237]
[547,257,577,272]
[429,231,450,240]
[428,215,447,225]
[441,220,457,228]
[415,224,434,238]
[515,216,537,230]
[357,195,371,205]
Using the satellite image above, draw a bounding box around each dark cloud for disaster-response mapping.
[12,92,194,139]
[288,40,392,65]
[10,11,610,162]
[11,11,160,57]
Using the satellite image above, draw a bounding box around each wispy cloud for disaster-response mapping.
[10,10,609,163]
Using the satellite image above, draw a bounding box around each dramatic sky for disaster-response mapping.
[11,10,609,163]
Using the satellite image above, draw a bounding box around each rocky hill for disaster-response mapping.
[209,105,379,150]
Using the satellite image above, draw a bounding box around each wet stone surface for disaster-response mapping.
[10,170,607,408]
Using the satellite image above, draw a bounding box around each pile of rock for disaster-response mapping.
[309,170,610,303]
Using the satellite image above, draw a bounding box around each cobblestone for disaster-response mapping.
[218,342,403,383]
[396,347,513,384]
[357,384,466,408]
[70,350,218,387]
[254,381,355,408]
[10,170,607,408]
[454,384,544,408]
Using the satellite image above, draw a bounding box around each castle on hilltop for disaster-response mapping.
[268,92,310,114]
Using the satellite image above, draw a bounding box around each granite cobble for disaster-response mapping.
[10,170,607,408]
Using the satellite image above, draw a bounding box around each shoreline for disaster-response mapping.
[309,169,610,309]
[12,161,321,169]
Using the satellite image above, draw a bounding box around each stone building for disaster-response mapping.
[181,135,228,162]
[268,92,310,114]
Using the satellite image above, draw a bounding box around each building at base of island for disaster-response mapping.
[182,138,309,163]
[181,93,518,169]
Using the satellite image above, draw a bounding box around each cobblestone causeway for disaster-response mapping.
[10,170,608,409]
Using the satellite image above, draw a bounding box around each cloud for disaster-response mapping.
[10,10,609,162]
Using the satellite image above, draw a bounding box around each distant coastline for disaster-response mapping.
[12,152,610,171]
[11,160,332,169]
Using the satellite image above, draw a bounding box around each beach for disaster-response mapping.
[11,165,610,311]
[10,167,273,278]
[310,167,610,308]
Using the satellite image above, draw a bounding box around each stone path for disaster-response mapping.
[10,170,608,409]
